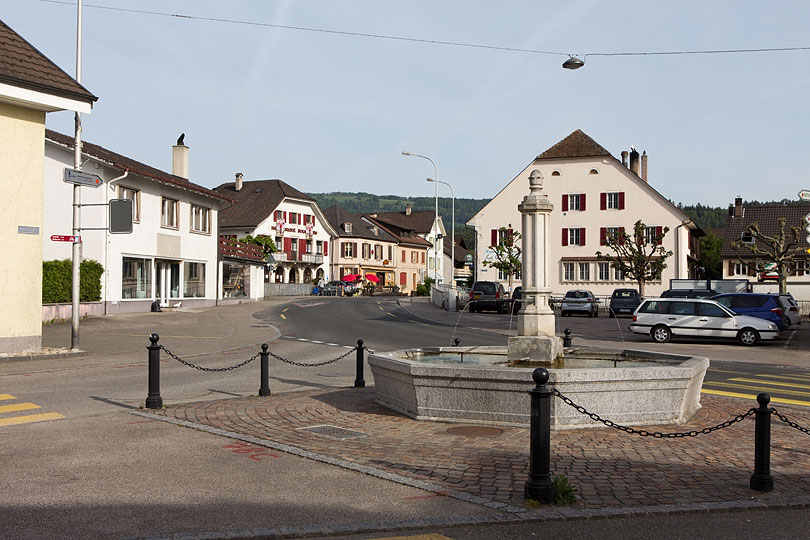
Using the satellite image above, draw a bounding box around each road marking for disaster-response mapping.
[311,340,324,344]
[701,389,810,407]
[370,535,452,540]
[283,308,289,312]
[704,381,810,398]
[387,312,396,317]
[379,306,385,310]
[0,412,65,427]
[326,343,339,346]
[280,314,287,319]
[729,378,810,390]
[783,330,797,348]
[707,368,747,375]
[749,373,810,382]
[0,394,15,401]
[0,403,40,414]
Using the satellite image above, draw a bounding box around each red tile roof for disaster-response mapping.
[536,129,612,160]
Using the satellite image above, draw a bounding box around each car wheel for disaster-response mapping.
[561,311,567,317]
[781,315,791,329]
[593,308,598,318]
[738,328,760,346]
[651,325,671,344]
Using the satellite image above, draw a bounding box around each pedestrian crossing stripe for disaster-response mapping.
[703,381,810,398]
[0,394,15,401]
[0,403,40,414]
[701,389,810,407]
[0,413,65,427]
[729,378,810,390]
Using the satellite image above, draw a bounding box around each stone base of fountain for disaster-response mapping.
[506,335,563,363]
[368,346,708,429]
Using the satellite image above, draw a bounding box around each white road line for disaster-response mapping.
[311,340,324,344]
[783,330,797,349]
[326,343,339,346]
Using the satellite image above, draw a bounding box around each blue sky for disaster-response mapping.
[7,1,810,207]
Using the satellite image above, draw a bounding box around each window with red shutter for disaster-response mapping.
[324,241,328,256]
[656,226,663,245]
[600,193,606,210]
[562,228,568,246]
[618,192,625,210]
[619,227,626,245]
[580,228,586,246]
[562,195,569,212]
[491,229,498,246]
[421,252,425,264]
[581,194,586,211]
[600,227,607,245]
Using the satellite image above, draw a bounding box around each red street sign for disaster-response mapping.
[50,235,81,242]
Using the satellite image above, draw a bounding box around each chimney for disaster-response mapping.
[621,150,629,167]
[235,172,243,192]
[172,134,189,179]
[734,196,743,218]
[641,151,648,182]
[629,148,640,176]
[405,203,412,216]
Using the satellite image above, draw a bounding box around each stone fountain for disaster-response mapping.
[368,171,708,429]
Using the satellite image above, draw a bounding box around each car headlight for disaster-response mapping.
[769,324,776,329]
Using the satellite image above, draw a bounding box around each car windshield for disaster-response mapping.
[474,283,496,295]
[565,291,590,299]
[613,290,638,298]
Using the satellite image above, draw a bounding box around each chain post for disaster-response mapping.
[525,367,555,503]
[750,392,774,492]
[259,343,271,397]
[354,339,366,388]
[145,333,163,409]
[562,328,572,347]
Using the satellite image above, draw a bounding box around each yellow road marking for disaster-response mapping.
[701,389,810,407]
[283,308,289,312]
[704,381,810,398]
[0,412,65,427]
[379,306,385,310]
[387,312,396,317]
[280,314,287,320]
[0,403,40,414]
[752,373,810,381]
[729,378,810,390]
[0,394,15,401]
[707,368,747,375]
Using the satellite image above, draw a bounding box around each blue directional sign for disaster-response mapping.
[63,168,103,187]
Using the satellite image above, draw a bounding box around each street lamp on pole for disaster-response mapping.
[427,177,454,286]
[401,151,439,283]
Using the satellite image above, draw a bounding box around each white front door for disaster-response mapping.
[156,261,180,305]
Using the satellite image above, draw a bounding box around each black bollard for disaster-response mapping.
[453,338,461,347]
[750,392,774,492]
[145,333,163,409]
[259,343,271,397]
[563,328,572,347]
[525,367,555,503]
[354,339,366,388]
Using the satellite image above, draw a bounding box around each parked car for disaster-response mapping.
[709,293,788,331]
[510,286,523,314]
[320,280,355,296]
[660,289,717,299]
[608,288,641,318]
[778,294,801,327]
[468,281,508,313]
[629,298,779,346]
[560,289,599,317]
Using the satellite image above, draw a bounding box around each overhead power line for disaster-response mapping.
[41,0,810,59]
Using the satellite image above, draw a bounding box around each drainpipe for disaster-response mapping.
[104,169,129,315]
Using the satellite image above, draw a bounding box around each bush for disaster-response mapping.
[42,259,104,303]
[415,284,429,296]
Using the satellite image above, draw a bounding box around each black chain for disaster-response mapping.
[266,346,358,367]
[161,345,260,372]
[772,408,810,435]
[553,389,756,438]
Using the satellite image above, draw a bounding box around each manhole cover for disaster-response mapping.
[446,426,504,437]
[298,425,367,439]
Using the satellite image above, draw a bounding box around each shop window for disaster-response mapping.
[122,257,151,299]
[183,262,206,297]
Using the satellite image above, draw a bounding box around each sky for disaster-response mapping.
[7,1,810,208]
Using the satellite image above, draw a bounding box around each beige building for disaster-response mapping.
[0,20,97,353]
[467,130,702,297]
[363,211,432,295]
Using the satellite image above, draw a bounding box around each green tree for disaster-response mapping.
[697,230,723,279]
[238,234,276,260]
[731,218,806,294]
[595,220,672,297]
[483,226,521,293]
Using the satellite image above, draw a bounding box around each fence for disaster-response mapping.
[264,283,315,297]
[430,283,470,311]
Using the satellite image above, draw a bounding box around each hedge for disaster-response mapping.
[42,259,104,304]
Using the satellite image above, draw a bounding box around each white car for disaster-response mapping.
[629,298,779,346]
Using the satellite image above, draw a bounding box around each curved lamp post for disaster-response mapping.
[402,151,440,282]
[428,177,454,286]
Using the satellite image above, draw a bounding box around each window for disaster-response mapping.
[374,244,382,260]
[598,262,610,281]
[289,212,298,225]
[316,241,323,255]
[306,240,312,254]
[411,251,417,264]
[645,227,658,245]
[589,168,599,175]
[388,245,393,261]
[564,228,585,246]
[122,257,151,299]
[344,222,352,233]
[362,243,370,259]
[222,263,248,298]
[601,226,624,245]
[342,242,355,257]
[733,262,748,275]
[190,205,210,233]
[794,261,809,276]
[118,186,140,222]
[551,171,561,176]
[161,197,178,228]
[613,265,624,280]
[563,262,575,281]
[183,262,205,297]
[741,231,755,244]
[579,262,590,281]
[602,192,625,210]
[562,193,585,212]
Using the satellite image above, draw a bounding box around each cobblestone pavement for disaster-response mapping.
[153,388,810,512]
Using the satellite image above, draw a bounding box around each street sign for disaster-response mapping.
[109,198,133,234]
[799,189,810,201]
[63,168,103,187]
[50,235,81,242]
[464,253,473,262]
[805,213,810,225]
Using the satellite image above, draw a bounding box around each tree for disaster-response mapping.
[238,234,277,260]
[483,226,521,293]
[731,218,806,294]
[595,220,672,297]
[697,230,723,279]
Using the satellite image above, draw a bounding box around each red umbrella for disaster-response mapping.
[365,274,380,283]
[342,274,359,282]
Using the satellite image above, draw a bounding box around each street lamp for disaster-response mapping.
[562,55,585,70]
[428,177,454,286]
[401,151,440,283]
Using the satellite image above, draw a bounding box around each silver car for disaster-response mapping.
[560,289,599,317]
[629,298,779,346]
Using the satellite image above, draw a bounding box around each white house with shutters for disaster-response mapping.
[467,130,703,297]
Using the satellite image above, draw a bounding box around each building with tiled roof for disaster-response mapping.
[362,208,433,293]
[43,131,231,314]
[0,19,97,354]
[467,129,703,297]
[214,178,337,287]
[720,197,810,287]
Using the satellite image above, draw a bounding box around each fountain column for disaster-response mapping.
[507,170,563,362]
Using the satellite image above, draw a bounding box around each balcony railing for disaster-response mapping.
[272,251,324,264]
[219,237,267,262]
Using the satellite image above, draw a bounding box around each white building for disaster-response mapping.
[467,130,702,297]
[43,131,230,314]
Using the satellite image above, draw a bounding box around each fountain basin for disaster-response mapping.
[367,346,708,429]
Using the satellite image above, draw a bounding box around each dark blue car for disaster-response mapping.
[709,293,788,331]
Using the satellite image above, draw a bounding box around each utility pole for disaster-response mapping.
[71,0,83,350]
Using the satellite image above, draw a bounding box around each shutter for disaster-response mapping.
[400,272,407,285]
[728,261,734,275]
[353,242,358,257]
[283,211,287,221]
[581,193,586,211]
[562,228,568,246]
[562,195,569,212]
[402,250,406,262]
[422,252,425,264]
[618,192,625,210]
[324,241,328,256]
[284,238,291,252]
[299,239,306,254]
[507,228,513,243]
[491,229,498,246]
[619,227,626,245]
[600,227,607,245]
[600,193,606,210]
[656,226,663,245]
[580,228,586,246]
